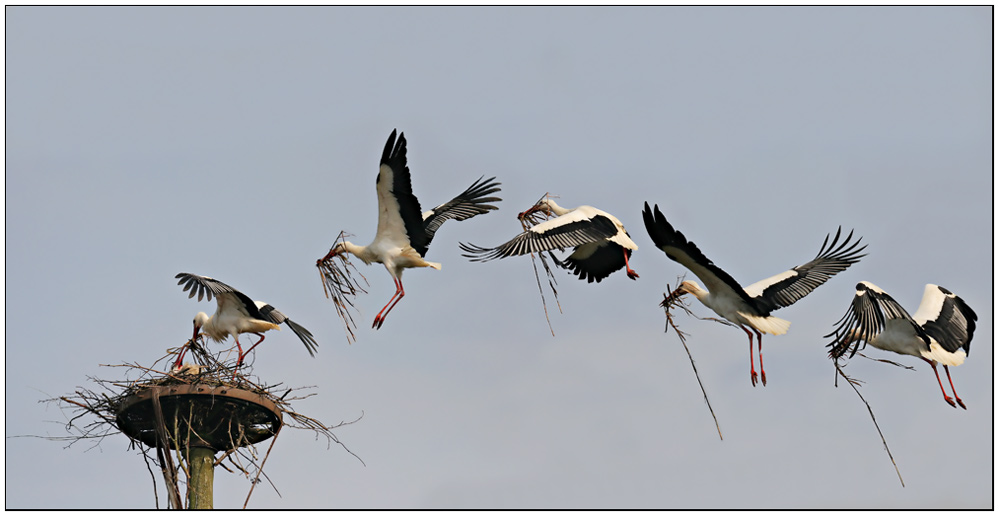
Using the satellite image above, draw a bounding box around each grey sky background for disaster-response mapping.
[5,6,992,509]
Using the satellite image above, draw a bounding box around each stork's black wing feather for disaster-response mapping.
[641,202,758,310]
[421,175,502,250]
[748,227,867,314]
[916,285,977,356]
[825,282,924,359]
[460,214,618,262]
[378,129,429,255]
[257,303,319,357]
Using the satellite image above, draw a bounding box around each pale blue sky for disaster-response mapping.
[6,6,992,509]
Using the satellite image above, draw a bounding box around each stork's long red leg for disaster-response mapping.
[923,358,957,408]
[230,335,248,381]
[755,329,766,387]
[623,249,639,280]
[741,326,758,387]
[373,277,405,330]
[943,365,966,410]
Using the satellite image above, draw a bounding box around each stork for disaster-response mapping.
[175,273,318,376]
[459,198,639,283]
[642,202,866,386]
[826,282,977,409]
[317,129,502,329]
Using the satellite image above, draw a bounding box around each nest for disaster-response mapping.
[50,337,363,509]
[316,231,369,344]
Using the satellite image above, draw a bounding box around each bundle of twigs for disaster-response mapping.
[517,193,563,336]
[316,231,369,344]
[659,278,724,440]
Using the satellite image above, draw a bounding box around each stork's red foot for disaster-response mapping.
[750,369,758,387]
[760,370,767,387]
[944,395,957,408]
[956,397,967,410]
[626,268,639,280]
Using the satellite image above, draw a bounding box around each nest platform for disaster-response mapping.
[115,383,282,452]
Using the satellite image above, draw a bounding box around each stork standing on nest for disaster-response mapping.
[175,273,318,376]
[317,129,502,329]
[642,202,866,386]
[826,282,977,409]
[460,198,639,283]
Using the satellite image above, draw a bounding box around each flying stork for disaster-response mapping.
[459,198,639,283]
[317,129,502,329]
[826,282,978,409]
[175,272,318,375]
[642,202,866,386]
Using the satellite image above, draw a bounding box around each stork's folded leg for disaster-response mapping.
[242,333,267,360]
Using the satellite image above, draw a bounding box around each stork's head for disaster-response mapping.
[317,242,349,265]
[192,312,210,341]
[518,198,557,220]
[679,280,707,298]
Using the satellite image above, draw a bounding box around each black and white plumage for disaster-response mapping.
[826,282,978,409]
[174,273,318,373]
[642,202,866,386]
[459,198,639,283]
[318,129,502,329]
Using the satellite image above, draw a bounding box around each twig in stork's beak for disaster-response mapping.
[317,247,340,265]
[517,192,556,222]
[316,232,368,344]
[660,285,689,309]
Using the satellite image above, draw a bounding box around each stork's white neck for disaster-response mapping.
[542,199,572,217]
[340,241,377,265]
[195,311,226,342]
[682,280,710,302]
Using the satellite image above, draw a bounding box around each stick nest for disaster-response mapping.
[47,338,364,509]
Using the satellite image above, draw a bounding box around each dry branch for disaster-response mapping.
[519,193,563,336]
[831,358,905,487]
[659,278,723,441]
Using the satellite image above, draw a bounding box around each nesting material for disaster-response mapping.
[316,231,369,343]
[517,194,563,336]
[658,277,723,441]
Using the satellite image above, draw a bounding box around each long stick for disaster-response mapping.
[832,360,905,487]
[661,287,723,441]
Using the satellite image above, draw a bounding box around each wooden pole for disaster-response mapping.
[184,447,215,509]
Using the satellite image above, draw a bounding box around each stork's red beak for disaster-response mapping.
[192,324,201,343]
[517,205,540,220]
[317,247,342,265]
